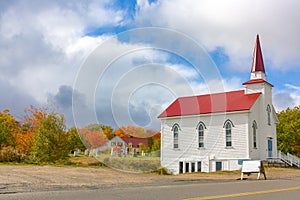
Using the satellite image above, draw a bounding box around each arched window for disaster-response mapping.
[198,124,204,148]
[267,105,271,125]
[252,120,258,148]
[224,120,234,147]
[172,124,179,149]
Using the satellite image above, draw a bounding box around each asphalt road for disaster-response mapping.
[2,178,300,200]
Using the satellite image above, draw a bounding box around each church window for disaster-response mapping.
[252,120,258,148]
[224,120,234,147]
[198,124,204,148]
[172,124,180,149]
[267,105,271,125]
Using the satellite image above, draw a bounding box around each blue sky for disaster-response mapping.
[0,0,299,130]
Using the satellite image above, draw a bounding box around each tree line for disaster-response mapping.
[0,106,160,163]
[1,104,299,163]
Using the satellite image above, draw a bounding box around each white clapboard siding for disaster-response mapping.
[160,111,252,174]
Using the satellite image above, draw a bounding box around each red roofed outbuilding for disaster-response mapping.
[121,137,149,148]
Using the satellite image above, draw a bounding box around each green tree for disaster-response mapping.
[151,139,161,152]
[277,106,300,155]
[32,113,69,162]
[0,109,17,148]
[67,127,85,151]
[138,143,146,154]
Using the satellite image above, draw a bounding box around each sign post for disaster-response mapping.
[241,160,266,180]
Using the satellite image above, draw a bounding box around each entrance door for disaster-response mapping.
[191,163,195,172]
[197,162,201,172]
[216,161,222,171]
[268,139,273,158]
[185,162,189,173]
[179,162,183,174]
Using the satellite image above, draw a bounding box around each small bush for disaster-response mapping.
[156,166,172,175]
[0,146,28,162]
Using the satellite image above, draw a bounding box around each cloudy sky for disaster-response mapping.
[1,0,299,130]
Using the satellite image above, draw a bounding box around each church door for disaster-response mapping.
[268,139,273,158]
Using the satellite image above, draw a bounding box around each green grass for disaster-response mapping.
[95,154,161,172]
[0,154,163,172]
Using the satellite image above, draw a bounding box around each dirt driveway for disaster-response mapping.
[0,165,299,194]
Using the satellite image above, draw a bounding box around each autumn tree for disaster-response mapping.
[85,124,114,140]
[67,127,85,152]
[79,128,108,149]
[14,106,48,153]
[22,106,47,128]
[32,113,69,162]
[138,143,147,153]
[114,127,129,138]
[145,130,158,149]
[0,109,18,148]
[277,106,300,156]
[151,132,161,152]
[114,126,148,138]
[15,124,34,153]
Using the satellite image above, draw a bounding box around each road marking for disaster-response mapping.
[185,186,300,200]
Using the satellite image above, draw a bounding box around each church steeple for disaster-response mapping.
[250,34,266,80]
[243,35,273,95]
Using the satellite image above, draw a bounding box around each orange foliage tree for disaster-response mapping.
[114,127,128,138]
[79,128,108,149]
[16,106,48,153]
[114,126,148,138]
[151,132,161,151]
[85,123,114,140]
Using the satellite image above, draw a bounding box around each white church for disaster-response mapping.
[158,35,279,174]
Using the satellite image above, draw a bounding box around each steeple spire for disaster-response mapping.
[250,34,266,80]
[243,35,273,95]
[251,34,265,73]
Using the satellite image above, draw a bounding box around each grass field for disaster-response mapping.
[68,154,161,172]
[97,154,160,172]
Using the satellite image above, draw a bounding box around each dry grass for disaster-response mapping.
[0,164,299,189]
[1,156,300,192]
[68,156,103,166]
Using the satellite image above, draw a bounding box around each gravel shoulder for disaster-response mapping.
[0,165,299,194]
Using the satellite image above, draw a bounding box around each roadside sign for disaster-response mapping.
[241,160,266,180]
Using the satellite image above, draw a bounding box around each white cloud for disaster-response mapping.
[170,64,199,80]
[0,1,125,103]
[273,84,300,111]
[86,38,242,129]
[65,35,107,58]
[89,44,200,129]
[285,84,300,91]
[135,0,300,71]
[1,0,299,129]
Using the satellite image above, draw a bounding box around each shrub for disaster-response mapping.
[0,146,28,162]
[32,113,69,162]
[156,166,172,175]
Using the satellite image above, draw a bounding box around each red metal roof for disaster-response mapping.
[158,90,261,118]
[251,35,265,73]
[121,137,149,148]
[242,78,273,87]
